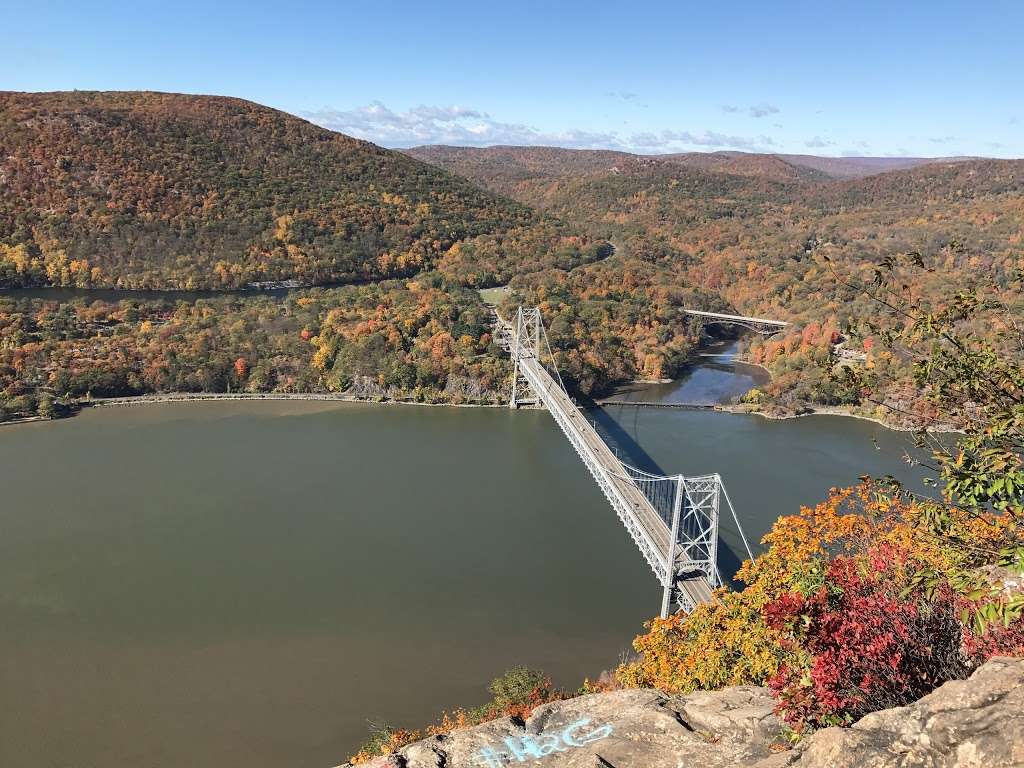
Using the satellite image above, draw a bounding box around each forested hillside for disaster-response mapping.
[1,95,1020,426]
[405,146,966,190]
[0,92,602,290]
[410,145,1024,422]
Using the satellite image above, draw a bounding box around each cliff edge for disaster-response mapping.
[340,657,1024,768]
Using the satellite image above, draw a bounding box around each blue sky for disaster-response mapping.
[5,0,1022,157]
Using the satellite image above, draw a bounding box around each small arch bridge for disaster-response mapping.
[684,309,788,336]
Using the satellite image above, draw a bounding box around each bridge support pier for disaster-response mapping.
[651,473,726,617]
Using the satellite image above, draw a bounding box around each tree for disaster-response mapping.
[825,246,1024,629]
[36,395,55,419]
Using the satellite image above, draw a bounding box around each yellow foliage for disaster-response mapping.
[273,214,293,242]
[617,482,992,694]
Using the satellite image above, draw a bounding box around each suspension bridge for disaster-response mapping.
[494,306,771,616]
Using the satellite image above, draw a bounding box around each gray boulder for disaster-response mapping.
[343,686,782,768]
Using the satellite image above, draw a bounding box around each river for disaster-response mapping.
[0,354,931,768]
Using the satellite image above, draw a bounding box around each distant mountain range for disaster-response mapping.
[405,145,980,186]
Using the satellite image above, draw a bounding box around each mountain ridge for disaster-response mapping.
[405,144,984,183]
[0,91,597,290]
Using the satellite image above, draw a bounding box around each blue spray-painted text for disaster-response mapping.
[473,718,614,767]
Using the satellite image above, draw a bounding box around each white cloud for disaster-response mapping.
[304,102,625,149]
[304,102,778,153]
[804,136,834,149]
[748,102,780,118]
[721,102,780,118]
[630,129,776,152]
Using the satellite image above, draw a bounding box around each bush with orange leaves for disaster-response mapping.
[616,481,1014,699]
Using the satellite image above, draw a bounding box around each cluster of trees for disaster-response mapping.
[0,274,518,422]
[502,257,735,395]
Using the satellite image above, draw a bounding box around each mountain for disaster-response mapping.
[405,145,974,187]
[410,141,1023,413]
[0,92,596,290]
[772,153,974,180]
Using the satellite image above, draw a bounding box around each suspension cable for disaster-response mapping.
[719,477,755,562]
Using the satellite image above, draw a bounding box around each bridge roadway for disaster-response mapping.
[682,309,788,334]
[514,353,715,609]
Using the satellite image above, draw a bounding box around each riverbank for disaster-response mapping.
[592,399,936,432]
[598,344,957,434]
[85,391,509,410]
[0,391,510,428]
[719,402,962,434]
[0,415,48,428]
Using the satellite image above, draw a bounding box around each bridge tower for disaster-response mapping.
[509,306,543,408]
[621,467,740,616]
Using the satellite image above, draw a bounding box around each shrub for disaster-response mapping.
[348,667,565,764]
[487,666,553,717]
[764,556,967,731]
[349,724,422,765]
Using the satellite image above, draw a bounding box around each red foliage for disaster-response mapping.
[961,610,1024,662]
[763,592,804,631]
[765,557,966,729]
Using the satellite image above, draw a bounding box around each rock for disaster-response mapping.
[341,658,1024,768]
[344,687,783,768]
[756,656,1024,768]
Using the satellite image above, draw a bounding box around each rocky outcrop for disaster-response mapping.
[756,656,1024,768]
[342,658,1024,768]
[343,686,784,768]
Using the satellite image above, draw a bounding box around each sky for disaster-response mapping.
[4,0,1022,157]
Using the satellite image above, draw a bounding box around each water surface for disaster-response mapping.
[0,397,930,768]
[601,341,769,406]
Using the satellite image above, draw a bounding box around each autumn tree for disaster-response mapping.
[826,247,1024,628]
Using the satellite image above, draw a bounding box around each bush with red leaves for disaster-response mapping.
[764,556,967,730]
[961,611,1024,663]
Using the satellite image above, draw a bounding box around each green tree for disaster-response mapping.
[827,247,1024,628]
[37,395,55,419]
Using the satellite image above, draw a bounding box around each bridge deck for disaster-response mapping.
[516,355,714,608]
[683,309,788,327]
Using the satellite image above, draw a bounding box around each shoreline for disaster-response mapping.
[84,392,508,410]
[719,403,962,433]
